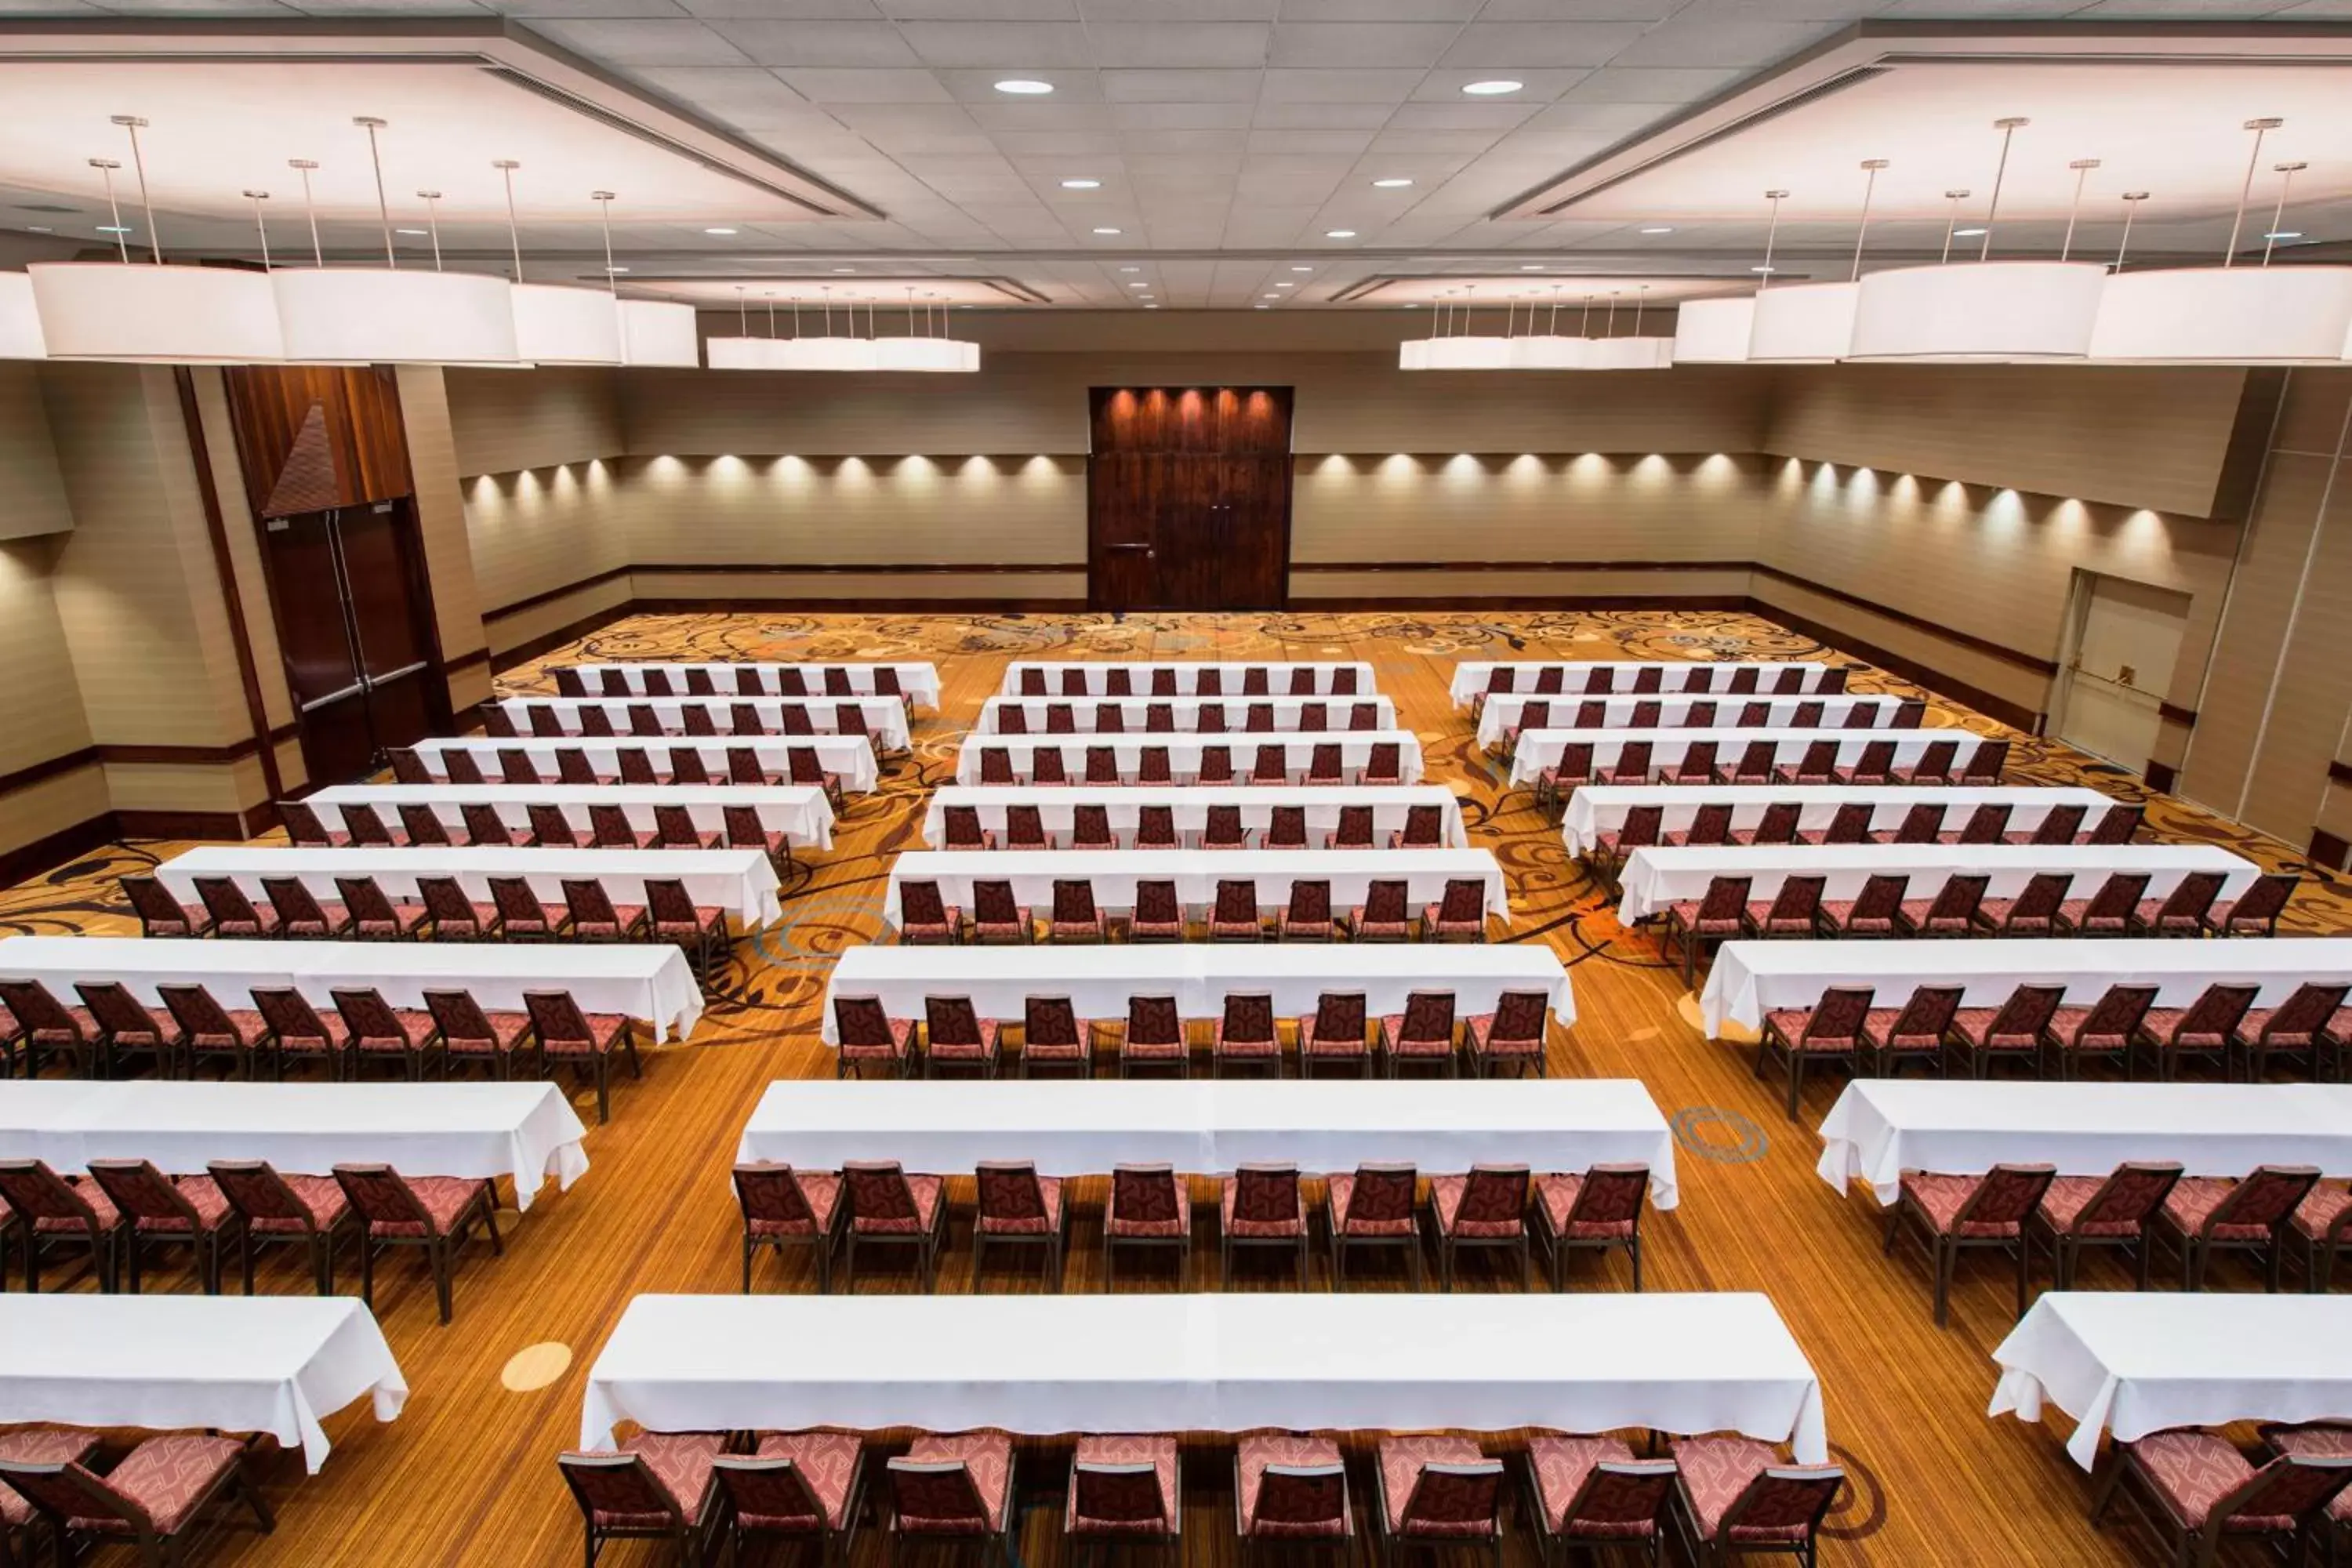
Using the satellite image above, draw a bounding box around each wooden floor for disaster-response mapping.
[3,607,2346,1568]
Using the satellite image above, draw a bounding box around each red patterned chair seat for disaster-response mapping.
[1108,1183,1191,1238]
[365,1176,494,1239]
[0,1428,100,1526]
[1817,901,1895,934]
[21,1007,99,1046]
[1762,1010,1859,1051]
[1861,1008,1941,1047]
[1743,903,1815,936]
[445,1012,534,1053]
[926,1022,1003,1062]
[1301,1027,1369,1058]
[1947,1010,2042,1051]
[902,906,963,943]
[1377,1016,1454,1058]
[2261,1426,2352,1521]
[652,905,727,943]
[1377,1434,1492,1536]
[1534,1174,1634,1239]
[977,1175,1064,1235]
[1066,1433,1178,1535]
[184,1009,269,1050]
[572,905,648,938]
[244,1174,350,1235]
[840,1018,916,1065]
[748,1172,840,1238]
[66,1434,248,1537]
[2038,1176,2146,1238]
[1900,1171,2027,1239]
[1237,1433,1348,1538]
[2139,1009,2232,1048]
[433,902,504,935]
[597,1432,727,1528]
[1221,1180,1303,1238]
[1212,1022,1280,1058]
[1050,920,1106,942]
[354,906,427,938]
[1421,907,1483,939]
[543,1014,630,1058]
[1674,1436,1809,1544]
[274,1014,352,1054]
[2240,1007,2328,1047]
[2125,1431,2296,1531]
[1327,1174,1417,1236]
[351,1010,439,1054]
[741,1430,863,1530]
[1122,1034,1188,1061]
[1665,903,1741,935]
[33,1177,118,1233]
[1429,1174,1523,1238]
[2294,1185,2352,1244]
[2165,1177,2281,1241]
[1898,900,1969,931]
[1022,1032,1089,1063]
[855,1174,945,1236]
[125,1174,234,1234]
[900,1433,1013,1533]
[2056,901,2127,933]
[1528,1435,1650,1538]
[2045,1006,2132,1050]
[1349,913,1414,941]
[1460,1014,1541,1058]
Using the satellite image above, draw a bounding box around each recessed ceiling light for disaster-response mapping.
[1639,226,1673,234]
[1128,281,1149,288]
[1952,227,1987,238]
[25,225,50,233]
[1120,266,1141,272]
[2266,230,2303,241]
[1276,281,1294,288]
[1520,263,1544,270]
[1462,79,1522,96]
[833,267,855,273]
[1061,178,1101,190]
[1145,303,1160,309]
[996,79,1054,95]
[1750,265,1775,274]
[1325,229,1357,238]
[1290,265,1312,272]
[1403,303,1420,309]
[607,266,630,274]
[1255,303,1269,309]
[1371,177,1414,188]
[1092,226,1122,234]
[96,225,130,234]
[394,228,427,235]
[1264,292,1280,298]
[704,227,738,235]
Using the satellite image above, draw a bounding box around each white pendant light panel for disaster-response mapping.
[1670,296,1755,364]
[619,299,700,367]
[1507,336,1588,369]
[1846,260,2106,361]
[511,282,623,365]
[31,262,286,363]
[274,267,518,365]
[1747,281,1857,363]
[0,271,50,360]
[2090,267,2352,364]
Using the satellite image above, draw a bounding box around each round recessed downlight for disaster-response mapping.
[1371,177,1414,188]
[1092,227,1122,234]
[995,79,1054,94]
[1061,178,1102,189]
[704,227,738,235]
[1325,229,1357,238]
[1462,80,1523,96]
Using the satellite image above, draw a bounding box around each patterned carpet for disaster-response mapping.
[2,607,2344,1568]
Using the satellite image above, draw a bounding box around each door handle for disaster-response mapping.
[1108,543,1151,553]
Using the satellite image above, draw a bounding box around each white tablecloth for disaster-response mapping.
[310,784,834,852]
[1814,1081,2352,1205]
[1617,844,2258,925]
[1006,661,1375,698]
[921,786,1468,850]
[1510,727,1994,787]
[499,696,910,752]
[1991,1294,2352,1469]
[955,732,1424,786]
[1480,694,1906,748]
[1702,937,2352,1038]
[1452,661,1833,706]
[1564,785,2118,858]
[583,1292,1817,1452]
[157,847,786,930]
[0,934,706,1041]
[0,1295,405,1473]
[566,662,940,711]
[0,1080,589,1210]
[822,942,1573,1040]
[884,849,1508,929]
[978,695,1397,735]
[413,735,879,795]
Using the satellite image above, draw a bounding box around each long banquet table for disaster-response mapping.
[0,1079,591,1210]
[495,695,911,752]
[1453,661,1835,706]
[0,933,706,1041]
[583,1292,1820,1453]
[0,1295,406,1473]
[309,783,834,852]
[1509,727,1997,787]
[158,846,786,930]
[564,661,941,710]
[1479,693,1908,748]
[1616,843,2259,925]
[884,848,1508,929]
[955,731,1424,786]
[921,785,1468,849]
[976,695,1396,735]
[1701,937,2352,1038]
[1564,784,2118,858]
[1005,660,1374,697]
[1814,1080,2352,1205]
[412,735,879,794]
[1991,1294,2352,1469]
[822,942,1574,1040]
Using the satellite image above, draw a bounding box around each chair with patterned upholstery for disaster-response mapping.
[1064,1433,1182,1564]
[1262,805,1310,851]
[2026,1160,2183,1292]
[1104,1163,1192,1290]
[1880,802,1944,845]
[2046,984,2159,1079]
[2017,802,2089,845]
[420,989,535,1089]
[499,746,546,784]
[1663,876,1750,986]
[527,990,639,1123]
[0,1158,119,1291]
[82,1157,238,1295]
[1378,990,1459,1078]
[1808,803,1879,848]
[2153,1163,2321,1292]
[1883,1162,2056,1326]
[1711,740,1773,788]
[1208,880,1265,942]
[780,705,819,739]
[557,1434,728,1568]
[1816,873,1907,940]
[1424,878,1488,944]
[1959,739,2009,784]
[390,747,432,783]
[2234,982,2351,1081]
[488,877,568,942]
[1321,804,1375,851]
[1773,739,1840,787]
[121,875,212,939]
[713,1432,866,1568]
[2136,982,2260,1080]
[332,1161,502,1324]
[1119,996,1189,1078]
[0,979,96,1079]
[1131,805,1178,851]
[441,749,488,785]
[250,987,354,1082]
[1072,803,1119,851]
[561,879,649,947]
[2130,870,2228,938]
[1667,1437,1842,1568]
[728,746,781,788]
[0,1432,274,1567]
[150,983,258,1082]
[922,994,1003,1080]
[1890,739,1960,786]
[1944,983,2063,1079]
[1664,801,1736,848]
[2090,1430,2352,1568]
[278,799,343,847]
[1358,740,1405,789]
[898,880,962,946]
[333,876,428,942]
[1251,744,1294,786]
[832,996,916,1080]
[1854,985,1960,1080]
[524,804,578,848]
[1127,880,1187,944]
[1236,1432,1351,1562]
[1534,742,1592,818]
[840,1160,949,1293]
[400,804,458,848]
[1600,741,1653,787]
[206,1156,354,1297]
[1895,873,1990,939]
[1327,1161,1422,1289]
[2203,872,2298,938]
[1196,745,1236,786]
[1523,1436,1675,1568]
[1429,1163,1530,1291]
[1942,803,2014,845]
[461,801,521,847]
[887,1432,1018,1562]
[1295,992,1371,1078]
[70,982,176,1080]
[1462,989,1548,1080]
[1744,875,1827,942]
[576,707,617,741]
[1347,879,1414,943]
[973,1160,1067,1289]
[1497,698,1550,754]
[1732,800,1802,848]
[0,1427,100,1568]
[1373,1436,1503,1565]
[969,880,1034,946]
[2056,872,2152,938]
[1135,746,1175,786]
[1198,702,1226,735]
[1679,702,1719,731]
[1828,739,1896,787]
[1005,804,1051,851]
[724,804,798,880]
[329,987,443,1083]
[1221,1163,1307,1287]
[1972,872,2070,938]
[1533,1162,1649,1290]
[1018,996,1091,1078]
[2290,1184,2352,1294]
[1758,985,1871,1121]
[1048,880,1109,944]
[786,746,847,811]
[1590,804,1664,886]
[614,749,657,786]
[194,876,280,939]
[1211,992,1283,1078]
[1278,880,1336,943]
[1200,804,1250,852]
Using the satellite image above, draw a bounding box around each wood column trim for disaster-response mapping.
[174,366,283,804]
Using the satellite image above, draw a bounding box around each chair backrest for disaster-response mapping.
[1989,982,2066,1038]
[2227,1455,2352,1529]
[502,748,547,784]
[1051,879,1098,924]
[1686,802,1734,846]
[1730,739,1773,779]
[252,985,331,1043]
[1128,993,1182,1044]
[711,1452,832,1532]
[1568,1163,1650,1227]
[524,804,575,848]
[1886,984,1962,1040]
[1679,741,1719,779]
[976,1160,1048,1223]
[1047,702,1076,734]
[1204,804,1246,845]
[122,874,196,933]
[489,876,550,927]
[1032,749,1069,785]
[482,707,518,739]
[1791,699,1825,728]
[729,702,764,735]
[1287,879,1331,923]
[1253,743,1289,782]
[389,804,447,847]
[2076,982,2159,1040]
[779,705,817,736]
[443,749,486,784]
[1816,802,1871,845]
[207,1159,313,1229]
[1400,989,1457,1042]
[390,747,431,783]
[2088,803,2142,844]
[1750,800,1801,844]
[531,705,570,738]
[833,995,897,1048]
[1136,807,1178,848]
[157,981,238,1040]
[2227,871,2299,928]
[722,805,768,851]
[1764,873,1824,924]
[888,1458,992,1529]
[1330,804,1375,848]
[1852,739,1897,779]
[1298,702,1327,731]
[1841,873,1904,925]
[2176,981,2259,1037]
[1397,1459,1503,1534]
[457,802,512,846]
[1214,879,1258,924]
[901,880,949,929]
[844,1160,919,1225]
[1454,1164,1530,1228]
[1058,668,1089,697]
[2005,872,2071,926]
[1888,802,1942,844]
[1734,702,1771,728]
[1438,877,1483,924]
[1803,986,1875,1043]
[2265,982,2352,1038]
[1715,1468,1844,1542]
[943,805,985,848]
[1076,746,1116,785]
[1517,699,1550,731]
[2031,803,2088,844]
[1396,803,1440,847]
[1791,739,1836,777]
[1229,1163,1298,1224]
[1923,872,1991,923]
[671,748,715,785]
[0,1458,151,1536]
[1726,666,1759,693]
[1841,701,1876,729]
[645,879,702,930]
[1955,803,2011,844]
[334,1162,437,1232]
[1313,990,1367,1038]
[88,1158,201,1230]
[1363,878,1408,924]
[1073,804,1114,845]
[2204,1164,2321,1234]
[974,880,1022,925]
[2151,869,2226,924]
[2083,872,2152,923]
[1696,876,1751,923]
[1574,700,1606,729]
[1019,667,1047,695]
[619,748,659,785]
[194,875,266,927]
[416,877,482,928]
[739,668,775,697]
[1267,805,1307,848]
[978,747,1014,785]
[1962,737,2009,780]
[279,800,333,846]
[1528,667,1559,694]
[524,989,593,1045]
[1023,995,1080,1047]
[74,981,161,1040]
[328,987,410,1044]
[424,988,501,1045]
[561,877,627,931]
[1197,701,1227,733]
[1954,1163,2056,1227]
[1248,1460,1348,1534]
[1558,1460,1678,1535]
[583,804,633,848]
[0,1159,99,1227]
[2066,1161,2183,1233]
[1134,746,1172,783]
[998,705,1029,735]
[720,746,761,786]
[1911,739,1958,780]
[1684,700,1717,728]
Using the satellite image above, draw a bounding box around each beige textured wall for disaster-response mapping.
[394,367,492,712]
[0,537,98,854]
[462,459,632,654]
[0,361,71,543]
[445,366,624,477]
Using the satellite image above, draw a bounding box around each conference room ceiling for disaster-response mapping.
[1,6,2348,310]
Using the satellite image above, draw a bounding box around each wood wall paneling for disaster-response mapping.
[220,365,415,518]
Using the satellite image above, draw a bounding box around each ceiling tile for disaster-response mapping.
[897,20,1097,66]
[1079,0,1276,15]
[879,0,1076,14]
[480,0,691,14]
[1605,17,1830,67]
[1265,23,1461,67]
[1121,126,1253,154]
[1386,100,1543,129]
[1275,0,1484,16]
[1472,0,1677,16]
[1410,67,1593,100]
[1555,65,1750,102]
[1437,22,1649,67]
[989,129,1127,154]
[705,19,922,64]
[771,67,958,100]
[965,99,1116,128]
[1251,100,1396,128]
[1664,0,1881,17]
[628,65,832,126]
[1258,67,1425,100]
[937,68,1108,100]
[1246,127,1377,154]
[1089,22,1272,67]
[1518,99,1679,132]
[1099,67,1263,100]
[525,17,750,63]
[670,0,877,13]
[1109,100,1258,128]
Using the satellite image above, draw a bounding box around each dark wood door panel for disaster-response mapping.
[1220,453,1291,608]
[336,506,429,678]
[1089,386,1294,612]
[261,513,361,707]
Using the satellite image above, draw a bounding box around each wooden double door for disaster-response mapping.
[1088,387,1293,612]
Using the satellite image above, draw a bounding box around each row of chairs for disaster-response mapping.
[0,1427,274,1568]
[1018,663,1363,696]
[1492,695,1924,749]
[940,801,1446,853]
[1534,736,2009,815]
[1472,661,1848,702]
[560,1424,1842,1568]
[484,701,892,750]
[1878,1161,2350,1327]
[1663,869,2296,986]
[969,740,1406,789]
[388,744,851,814]
[280,798,799,874]
[895,877,1491,946]
[732,1160,1649,1294]
[1759,980,2352,1116]
[0,1156,503,1322]
[554,664,907,700]
[833,990,1552,1080]
[0,977,638,1118]
[991,700,1385,735]
[1584,799,2143,886]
